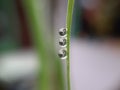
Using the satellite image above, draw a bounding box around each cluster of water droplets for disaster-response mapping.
[58,28,67,60]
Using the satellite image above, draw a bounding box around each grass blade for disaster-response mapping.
[66,0,75,90]
[22,0,65,90]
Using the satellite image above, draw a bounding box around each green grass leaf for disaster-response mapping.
[22,0,65,90]
[66,0,75,90]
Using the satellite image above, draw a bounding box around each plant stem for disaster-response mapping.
[22,0,66,90]
[22,0,50,90]
[66,0,75,90]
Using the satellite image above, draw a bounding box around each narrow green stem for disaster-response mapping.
[22,0,50,90]
[22,0,65,90]
[66,0,75,90]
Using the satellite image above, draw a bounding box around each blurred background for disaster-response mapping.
[70,0,120,90]
[1,0,120,90]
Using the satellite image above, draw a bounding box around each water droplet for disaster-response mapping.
[58,49,67,59]
[59,28,67,36]
[59,37,67,47]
